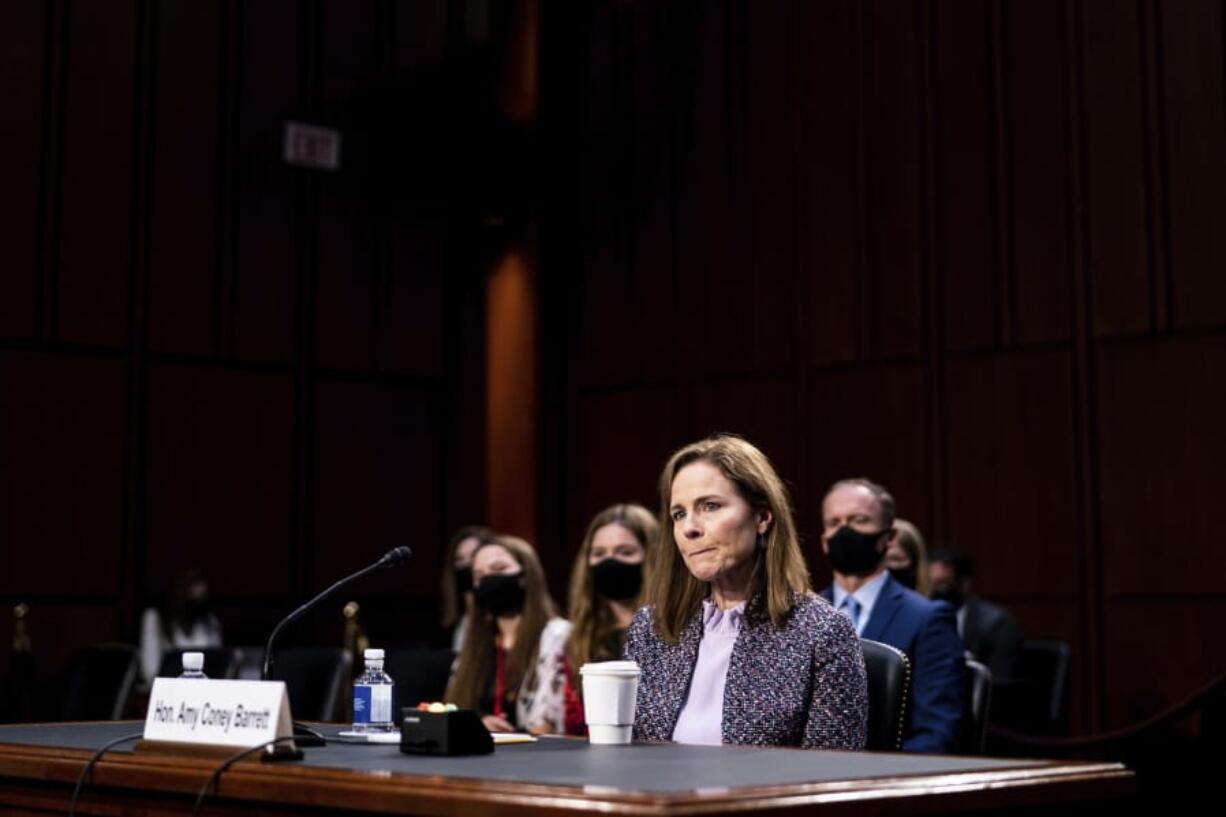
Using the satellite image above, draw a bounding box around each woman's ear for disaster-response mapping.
[757,509,774,535]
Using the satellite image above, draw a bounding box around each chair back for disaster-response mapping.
[272,647,352,721]
[1020,639,1070,726]
[156,647,240,680]
[384,647,455,711]
[62,643,139,721]
[961,657,992,753]
[861,638,911,751]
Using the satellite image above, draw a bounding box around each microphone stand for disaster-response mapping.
[260,547,411,747]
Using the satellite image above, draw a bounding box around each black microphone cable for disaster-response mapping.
[67,730,144,817]
[191,735,304,817]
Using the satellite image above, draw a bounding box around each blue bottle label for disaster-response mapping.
[353,684,372,723]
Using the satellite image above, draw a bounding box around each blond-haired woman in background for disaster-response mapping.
[884,518,930,595]
[560,503,657,734]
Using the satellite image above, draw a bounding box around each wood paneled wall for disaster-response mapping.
[538,0,1226,735]
[0,0,496,694]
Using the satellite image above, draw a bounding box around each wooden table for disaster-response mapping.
[0,722,1133,816]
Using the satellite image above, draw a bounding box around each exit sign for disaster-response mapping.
[283,122,341,170]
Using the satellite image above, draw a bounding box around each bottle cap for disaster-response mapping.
[182,652,204,671]
[364,648,385,660]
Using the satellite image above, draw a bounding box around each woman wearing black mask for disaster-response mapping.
[560,504,657,735]
[439,525,493,651]
[445,535,570,734]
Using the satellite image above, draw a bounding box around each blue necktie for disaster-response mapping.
[842,597,861,631]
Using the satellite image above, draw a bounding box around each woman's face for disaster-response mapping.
[588,523,645,566]
[883,531,913,571]
[471,544,522,584]
[669,460,769,588]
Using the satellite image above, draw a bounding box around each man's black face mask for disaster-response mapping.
[827,525,886,576]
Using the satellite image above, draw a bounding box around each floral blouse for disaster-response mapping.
[514,617,572,733]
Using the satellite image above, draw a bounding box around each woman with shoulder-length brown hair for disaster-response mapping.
[445,535,571,734]
[559,503,657,734]
[625,434,868,749]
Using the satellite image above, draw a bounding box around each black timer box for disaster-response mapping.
[399,708,493,756]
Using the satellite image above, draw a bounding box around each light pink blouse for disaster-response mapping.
[670,599,746,745]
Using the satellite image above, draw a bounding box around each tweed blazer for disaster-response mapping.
[625,592,867,749]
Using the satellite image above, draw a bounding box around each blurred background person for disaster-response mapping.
[884,518,930,595]
[445,535,570,734]
[929,549,1024,684]
[561,503,657,735]
[139,568,222,684]
[439,525,493,651]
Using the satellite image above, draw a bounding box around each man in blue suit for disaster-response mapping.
[818,479,964,753]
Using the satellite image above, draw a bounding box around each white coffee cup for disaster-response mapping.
[579,660,640,744]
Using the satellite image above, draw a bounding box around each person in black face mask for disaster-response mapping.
[439,525,493,652]
[817,479,965,754]
[559,504,658,735]
[927,549,1023,685]
[445,536,571,735]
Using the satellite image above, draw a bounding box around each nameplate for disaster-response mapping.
[143,678,293,750]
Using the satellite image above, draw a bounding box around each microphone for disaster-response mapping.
[261,546,412,680]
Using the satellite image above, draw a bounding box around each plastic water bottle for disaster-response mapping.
[352,648,394,733]
[178,652,208,679]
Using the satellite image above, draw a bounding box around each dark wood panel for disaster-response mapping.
[380,224,444,375]
[807,364,929,586]
[315,193,377,370]
[55,0,136,348]
[0,353,125,597]
[394,0,447,72]
[321,0,379,104]
[567,387,679,573]
[672,1,746,377]
[1006,0,1072,345]
[1159,0,1226,329]
[686,377,802,540]
[573,1,626,388]
[863,0,924,359]
[145,365,293,598]
[573,2,676,390]
[944,351,1080,597]
[1104,599,1226,729]
[232,0,299,364]
[740,0,797,373]
[313,380,442,599]
[1096,337,1226,596]
[314,1,380,371]
[0,1,47,339]
[798,0,859,366]
[625,1,675,383]
[1081,0,1152,338]
[147,0,222,355]
[934,0,998,352]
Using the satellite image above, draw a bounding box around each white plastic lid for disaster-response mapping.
[364,648,385,660]
[182,652,204,671]
[579,660,640,676]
